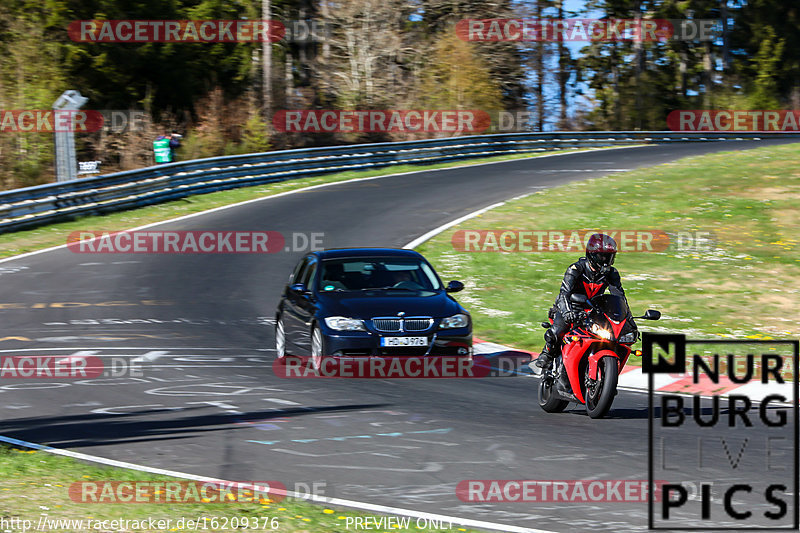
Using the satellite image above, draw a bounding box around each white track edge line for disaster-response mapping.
[404,202,506,249]
[0,435,551,533]
[0,144,647,266]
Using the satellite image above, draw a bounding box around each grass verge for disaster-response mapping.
[417,142,800,354]
[0,148,602,259]
[0,445,478,533]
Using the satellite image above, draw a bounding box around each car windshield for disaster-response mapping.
[318,257,441,292]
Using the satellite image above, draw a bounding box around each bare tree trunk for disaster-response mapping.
[702,41,713,107]
[535,0,545,131]
[556,0,567,129]
[612,41,621,129]
[633,7,643,130]
[721,0,729,73]
[251,44,261,119]
[679,49,687,98]
[285,48,293,107]
[262,0,272,129]
[320,0,330,59]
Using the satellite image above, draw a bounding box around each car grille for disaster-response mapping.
[372,317,434,332]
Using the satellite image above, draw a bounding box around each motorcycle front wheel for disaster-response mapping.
[585,357,619,419]
[538,374,569,413]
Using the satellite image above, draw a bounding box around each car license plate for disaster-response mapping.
[380,336,427,347]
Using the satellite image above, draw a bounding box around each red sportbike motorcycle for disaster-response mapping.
[538,292,660,418]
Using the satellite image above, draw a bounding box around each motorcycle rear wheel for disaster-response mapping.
[585,357,619,419]
[538,375,569,413]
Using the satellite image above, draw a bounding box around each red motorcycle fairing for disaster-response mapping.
[561,337,631,404]
[587,349,625,380]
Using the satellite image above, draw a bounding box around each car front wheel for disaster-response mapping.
[275,316,286,359]
[310,324,324,371]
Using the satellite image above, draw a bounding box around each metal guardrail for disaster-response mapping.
[0,131,796,232]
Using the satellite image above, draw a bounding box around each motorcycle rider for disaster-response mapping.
[533,233,628,371]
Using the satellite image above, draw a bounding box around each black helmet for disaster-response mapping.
[586,233,617,272]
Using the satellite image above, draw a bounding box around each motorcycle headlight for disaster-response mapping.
[324,316,366,331]
[619,331,638,343]
[440,313,469,329]
[590,323,613,340]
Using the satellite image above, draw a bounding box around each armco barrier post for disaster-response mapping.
[53,90,89,183]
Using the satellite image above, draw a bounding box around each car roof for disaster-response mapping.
[313,248,424,260]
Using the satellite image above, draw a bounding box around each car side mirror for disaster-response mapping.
[290,282,307,294]
[639,309,661,320]
[570,293,589,306]
[445,280,464,293]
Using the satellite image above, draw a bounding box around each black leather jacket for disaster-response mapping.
[555,257,626,317]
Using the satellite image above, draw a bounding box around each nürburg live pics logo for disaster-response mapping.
[644,333,798,530]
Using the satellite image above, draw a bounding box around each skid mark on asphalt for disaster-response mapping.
[246,427,452,446]
[131,350,169,363]
[263,398,301,405]
[298,461,445,473]
[269,448,399,458]
[145,383,286,396]
[403,438,459,446]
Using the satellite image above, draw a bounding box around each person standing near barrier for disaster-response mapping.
[153,131,181,164]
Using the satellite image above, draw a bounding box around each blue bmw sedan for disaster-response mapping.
[275,248,472,369]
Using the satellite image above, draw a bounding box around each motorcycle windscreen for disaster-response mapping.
[590,294,629,322]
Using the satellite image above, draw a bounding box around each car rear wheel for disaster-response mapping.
[311,324,324,371]
[275,317,286,359]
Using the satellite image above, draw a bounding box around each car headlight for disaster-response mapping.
[324,316,366,331]
[440,313,469,329]
[590,323,613,340]
[619,331,638,343]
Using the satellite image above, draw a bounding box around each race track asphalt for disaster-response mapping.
[1,140,796,532]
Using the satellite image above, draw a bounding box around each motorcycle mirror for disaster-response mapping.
[636,309,661,320]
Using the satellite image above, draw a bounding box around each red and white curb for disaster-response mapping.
[473,338,793,405]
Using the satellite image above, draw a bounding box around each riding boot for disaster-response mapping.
[533,346,555,369]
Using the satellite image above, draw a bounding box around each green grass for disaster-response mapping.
[417,143,800,354]
[0,446,478,532]
[0,148,601,259]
